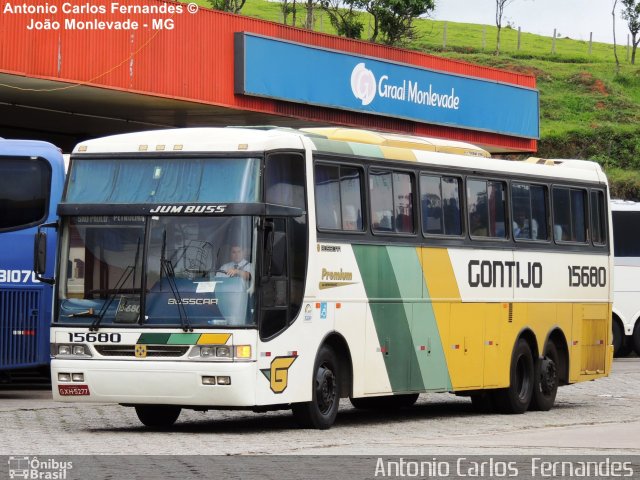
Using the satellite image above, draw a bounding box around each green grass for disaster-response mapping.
[188,0,640,198]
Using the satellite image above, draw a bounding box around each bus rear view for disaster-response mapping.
[0,139,65,374]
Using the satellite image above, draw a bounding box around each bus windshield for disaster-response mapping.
[59,215,257,328]
[64,157,261,203]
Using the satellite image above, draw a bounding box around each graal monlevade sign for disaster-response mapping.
[235,33,539,140]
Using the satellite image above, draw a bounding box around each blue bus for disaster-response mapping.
[0,139,65,373]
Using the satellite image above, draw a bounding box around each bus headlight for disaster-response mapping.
[216,346,231,358]
[72,345,86,355]
[58,345,71,355]
[200,346,214,357]
[190,345,253,361]
[53,344,92,358]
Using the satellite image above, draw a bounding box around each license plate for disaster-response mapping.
[58,385,90,396]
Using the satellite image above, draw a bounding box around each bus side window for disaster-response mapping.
[468,178,507,239]
[314,163,364,232]
[553,187,587,243]
[314,164,341,230]
[590,190,606,245]
[421,174,462,236]
[260,218,288,339]
[511,183,548,241]
[370,169,414,234]
[265,153,305,209]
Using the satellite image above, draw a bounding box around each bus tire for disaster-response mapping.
[612,320,630,357]
[492,338,534,414]
[134,405,181,428]
[633,322,640,356]
[292,345,341,429]
[530,342,559,411]
[350,393,419,410]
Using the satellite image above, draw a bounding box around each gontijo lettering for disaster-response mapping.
[468,260,542,288]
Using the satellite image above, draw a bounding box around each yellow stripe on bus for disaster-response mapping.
[197,333,231,345]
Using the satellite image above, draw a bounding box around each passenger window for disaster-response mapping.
[590,190,606,245]
[511,183,548,241]
[340,167,363,231]
[370,169,414,234]
[420,174,462,236]
[468,179,507,239]
[553,187,587,243]
[314,164,364,232]
[315,165,340,230]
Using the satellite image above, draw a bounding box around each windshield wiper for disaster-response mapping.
[158,229,193,332]
[89,266,135,331]
[161,259,193,333]
[90,238,141,332]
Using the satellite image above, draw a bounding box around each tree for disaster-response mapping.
[207,0,246,14]
[320,0,434,45]
[367,0,435,46]
[621,0,640,64]
[495,0,515,55]
[319,0,364,38]
[304,0,316,29]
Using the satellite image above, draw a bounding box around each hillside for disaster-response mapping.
[201,0,640,198]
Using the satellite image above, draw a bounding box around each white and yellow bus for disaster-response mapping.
[43,127,613,429]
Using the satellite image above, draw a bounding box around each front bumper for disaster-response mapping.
[52,359,257,407]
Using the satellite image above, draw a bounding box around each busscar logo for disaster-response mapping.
[351,63,376,106]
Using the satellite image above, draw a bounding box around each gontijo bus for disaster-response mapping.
[43,127,612,429]
[1,138,65,373]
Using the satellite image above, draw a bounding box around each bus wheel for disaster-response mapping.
[612,320,631,357]
[633,322,640,356]
[134,405,181,428]
[530,342,559,411]
[292,345,341,429]
[351,393,419,410]
[492,338,534,414]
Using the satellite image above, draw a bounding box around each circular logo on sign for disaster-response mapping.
[350,63,376,106]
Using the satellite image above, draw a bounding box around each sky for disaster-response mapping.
[433,0,629,45]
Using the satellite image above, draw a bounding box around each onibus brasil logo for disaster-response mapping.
[8,456,73,479]
[350,62,461,110]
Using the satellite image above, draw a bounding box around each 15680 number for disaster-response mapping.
[568,265,606,287]
[67,332,122,343]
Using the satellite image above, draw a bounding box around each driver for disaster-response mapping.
[215,245,252,281]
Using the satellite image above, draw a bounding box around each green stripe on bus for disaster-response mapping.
[347,142,384,159]
[137,333,171,344]
[387,247,451,391]
[354,245,452,392]
[309,137,354,156]
[353,245,422,392]
[167,333,201,345]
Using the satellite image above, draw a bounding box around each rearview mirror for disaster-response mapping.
[33,227,55,285]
